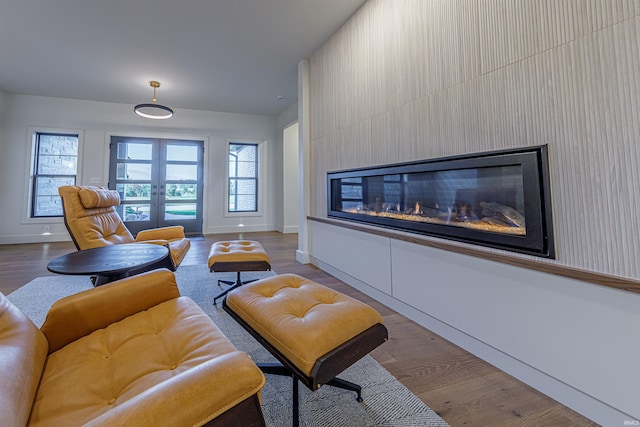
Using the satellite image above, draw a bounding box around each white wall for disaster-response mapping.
[0,94,279,244]
[304,0,640,424]
[309,220,640,424]
[0,90,5,120]
[308,0,640,280]
[282,122,299,233]
[0,90,5,154]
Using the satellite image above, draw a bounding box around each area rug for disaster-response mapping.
[8,264,450,427]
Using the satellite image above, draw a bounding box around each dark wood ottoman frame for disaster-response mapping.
[222,298,388,427]
[203,395,266,427]
[210,260,271,305]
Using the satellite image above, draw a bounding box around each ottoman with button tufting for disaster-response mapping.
[223,273,388,427]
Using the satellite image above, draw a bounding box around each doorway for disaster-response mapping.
[108,136,204,236]
[283,122,299,233]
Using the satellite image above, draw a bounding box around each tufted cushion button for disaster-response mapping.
[170,364,177,370]
[107,398,116,405]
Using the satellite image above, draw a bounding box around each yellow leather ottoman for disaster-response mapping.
[223,273,388,427]
[208,240,271,305]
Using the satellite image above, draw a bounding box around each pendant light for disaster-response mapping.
[134,81,174,119]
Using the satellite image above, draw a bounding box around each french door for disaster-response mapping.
[108,136,204,236]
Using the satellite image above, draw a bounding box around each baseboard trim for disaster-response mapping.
[296,250,310,264]
[205,225,275,234]
[0,233,71,245]
[282,225,299,234]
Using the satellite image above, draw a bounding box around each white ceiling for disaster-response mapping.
[0,0,366,117]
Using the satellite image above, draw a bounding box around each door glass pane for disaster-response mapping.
[116,183,151,200]
[166,145,198,161]
[164,203,197,220]
[166,164,197,181]
[165,184,197,200]
[116,163,152,180]
[122,204,150,221]
[117,143,152,160]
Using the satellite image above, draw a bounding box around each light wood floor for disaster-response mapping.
[0,231,598,427]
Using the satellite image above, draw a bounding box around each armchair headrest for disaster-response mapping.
[78,187,121,209]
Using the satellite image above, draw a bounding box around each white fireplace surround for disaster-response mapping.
[308,219,639,424]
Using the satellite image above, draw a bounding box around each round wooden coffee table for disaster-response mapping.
[47,243,170,286]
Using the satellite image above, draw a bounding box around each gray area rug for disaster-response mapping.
[8,264,449,427]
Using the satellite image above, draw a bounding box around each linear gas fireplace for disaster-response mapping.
[328,146,554,258]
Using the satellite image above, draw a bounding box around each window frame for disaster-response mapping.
[25,128,84,223]
[224,139,263,217]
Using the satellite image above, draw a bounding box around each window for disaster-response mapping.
[31,132,79,217]
[228,142,258,212]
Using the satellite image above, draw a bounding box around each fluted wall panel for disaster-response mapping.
[308,0,640,279]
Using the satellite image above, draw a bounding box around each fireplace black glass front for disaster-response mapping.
[328,145,554,258]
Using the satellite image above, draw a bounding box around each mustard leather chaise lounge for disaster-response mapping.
[58,185,190,272]
[0,269,266,427]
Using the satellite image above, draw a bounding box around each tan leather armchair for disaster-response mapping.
[58,185,190,271]
[0,269,266,426]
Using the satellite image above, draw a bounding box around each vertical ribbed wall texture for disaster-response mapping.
[308,0,640,279]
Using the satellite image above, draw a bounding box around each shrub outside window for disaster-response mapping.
[31,132,79,217]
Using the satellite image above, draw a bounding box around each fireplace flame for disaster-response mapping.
[414,202,420,215]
